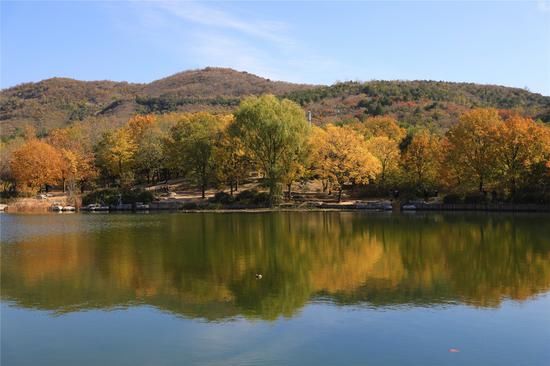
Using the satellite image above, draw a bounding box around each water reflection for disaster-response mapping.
[1,212,549,320]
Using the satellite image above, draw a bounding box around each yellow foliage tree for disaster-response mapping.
[95,127,138,185]
[402,130,442,190]
[496,115,550,195]
[446,108,502,192]
[213,132,250,195]
[366,136,400,188]
[363,116,406,142]
[318,125,382,202]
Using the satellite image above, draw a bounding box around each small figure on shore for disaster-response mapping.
[255,273,262,279]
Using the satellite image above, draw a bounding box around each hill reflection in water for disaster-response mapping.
[1,212,549,321]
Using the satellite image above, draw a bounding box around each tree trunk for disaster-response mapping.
[338,188,343,203]
[287,183,292,200]
[479,176,484,193]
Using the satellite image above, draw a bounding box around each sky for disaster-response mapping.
[1,0,549,95]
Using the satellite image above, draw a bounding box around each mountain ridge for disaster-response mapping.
[1,67,549,138]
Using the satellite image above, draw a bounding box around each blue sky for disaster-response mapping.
[1,1,549,95]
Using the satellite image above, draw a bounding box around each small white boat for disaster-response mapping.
[84,203,109,211]
[62,206,76,211]
[135,202,149,210]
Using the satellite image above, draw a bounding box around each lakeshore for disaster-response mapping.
[3,195,550,213]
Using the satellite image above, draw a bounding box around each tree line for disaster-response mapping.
[1,94,549,205]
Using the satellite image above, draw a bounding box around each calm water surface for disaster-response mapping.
[1,212,549,365]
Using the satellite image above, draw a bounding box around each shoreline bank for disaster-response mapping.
[3,202,550,213]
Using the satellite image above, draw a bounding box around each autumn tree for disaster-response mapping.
[280,144,309,199]
[495,115,550,196]
[167,112,228,198]
[134,128,165,184]
[317,125,381,202]
[366,136,400,188]
[401,130,442,191]
[10,139,63,193]
[446,108,502,192]
[363,116,406,142]
[48,125,97,194]
[213,131,250,195]
[127,114,157,141]
[307,126,332,193]
[95,128,137,186]
[232,95,310,204]
[0,137,25,194]
[125,115,170,184]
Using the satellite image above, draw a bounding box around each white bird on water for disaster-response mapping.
[255,273,262,279]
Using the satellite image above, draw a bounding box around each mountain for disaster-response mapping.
[1,67,549,138]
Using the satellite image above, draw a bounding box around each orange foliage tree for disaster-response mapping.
[48,126,97,193]
[10,139,63,193]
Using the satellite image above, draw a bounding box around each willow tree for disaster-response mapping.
[232,95,309,204]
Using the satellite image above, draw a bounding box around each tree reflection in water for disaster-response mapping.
[1,212,549,320]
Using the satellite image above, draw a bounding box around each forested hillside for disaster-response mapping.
[1,67,549,139]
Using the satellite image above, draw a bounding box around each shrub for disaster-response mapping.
[82,188,154,206]
[182,201,198,210]
[512,190,550,204]
[443,194,463,204]
[82,188,120,206]
[210,191,235,204]
[464,193,488,204]
[235,189,259,202]
[121,189,154,204]
[252,192,270,206]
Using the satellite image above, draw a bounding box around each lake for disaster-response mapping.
[1,212,549,366]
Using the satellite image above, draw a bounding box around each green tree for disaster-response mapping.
[168,112,228,198]
[232,95,310,204]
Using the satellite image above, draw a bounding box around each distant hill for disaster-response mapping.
[286,80,550,132]
[1,67,549,138]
